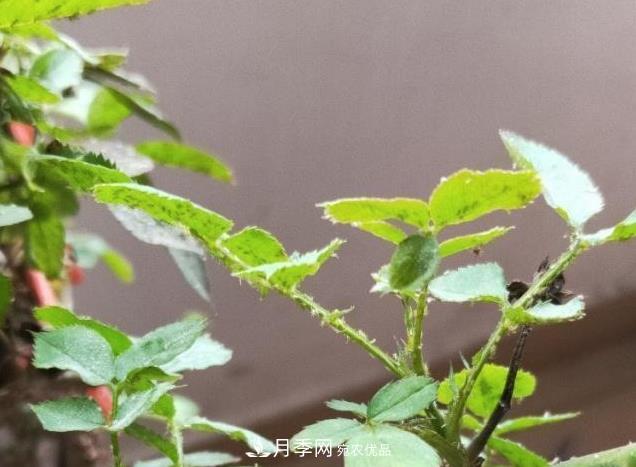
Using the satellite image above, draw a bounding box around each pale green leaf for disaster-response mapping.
[291,418,364,449]
[6,75,59,104]
[354,221,407,244]
[34,155,131,192]
[367,376,437,422]
[584,210,636,245]
[30,49,83,93]
[35,306,132,355]
[512,296,585,325]
[429,169,540,229]
[494,412,579,435]
[68,232,134,283]
[221,227,287,266]
[125,423,178,462]
[33,326,115,385]
[111,383,174,430]
[87,87,131,134]
[185,417,276,454]
[326,400,368,418]
[319,197,429,229]
[31,397,105,432]
[500,130,604,229]
[439,226,513,258]
[114,318,206,380]
[487,437,548,467]
[438,364,536,417]
[168,248,210,301]
[136,140,232,183]
[344,425,440,467]
[135,451,239,467]
[0,0,152,28]
[26,213,65,278]
[387,234,439,291]
[160,334,232,373]
[429,263,508,304]
[102,249,134,283]
[236,239,344,290]
[93,183,233,249]
[0,203,32,226]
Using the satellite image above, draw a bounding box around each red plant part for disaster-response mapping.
[67,263,86,285]
[25,269,58,306]
[86,385,113,420]
[7,121,36,147]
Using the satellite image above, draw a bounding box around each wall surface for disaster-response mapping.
[58,1,636,463]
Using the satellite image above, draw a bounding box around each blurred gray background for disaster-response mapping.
[59,1,635,464]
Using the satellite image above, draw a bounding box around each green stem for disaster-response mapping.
[409,292,429,375]
[446,238,586,441]
[110,432,123,467]
[169,421,184,467]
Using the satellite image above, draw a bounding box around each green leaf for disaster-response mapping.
[429,169,540,229]
[123,367,180,393]
[35,306,132,355]
[319,197,430,228]
[25,213,65,278]
[87,87,132,134]
[30,49,83,93]
[236,239,344,290]
[101,249,135,283]
[500,130,604,229]
[185,417,276,454]
[511,296,585,325]
[168,248,210,301]
[388,234,439,291]
[114,318,206,380]
[34,155,132,192]
[0,1,151,28]
[31,397,105,432]
[160,334,232,373]
[136,140,233,183]
[429,262,508,304]
[6,75,59,104]
[0,204,32,226]
[93,183,233,249]
[111,383,174,430]
[291,418,364,449]
[220,227,287,266]
[326,400,368,418]
[344,424,440,467]
[556,444,636,467]
[494,412,579,435]
[584,210,636,245]
[367,376,437,422]
[135,452,239,467]
[125,423,178,462]
[33,326,115,385]
[487,437,548,467]
[437,364,536,417]
[439,226,513,258]
[2,22,58,39]
[354,221,407,244]
[0,274,12,325]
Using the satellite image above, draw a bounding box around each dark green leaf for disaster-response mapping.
[25,214,65,278]
[494,412,579,435]
[31,397,104,432]
[111,383,174,430]
[367,376,437,422]
[487,437,548,467]
[388,234,439,291]
[0,274,12,325]
[125,423,178,462]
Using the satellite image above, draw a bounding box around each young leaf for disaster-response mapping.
[185,417,276,454]
[93,183,233,249]
[319,197,430,229]
[439,226,513,258]
[135,452,239,467]
[344,425,440,467]
[31,397,105,432]
[30,49,83,93]
[429,263,508,304]
[511,296,585,325]
[136,140,233,183]
[35,306,132,355]
[494,412,579,436]
[101,249,135,283]
[68,233,134,283]
[110,383,174,431]
[25,214,65,278]
[584,210,636,245]
[438,364,536,417]
[6,75,59,104]
[160,334,232,373]
[291,418,364,449]
[87,87,132,134]
[387,234,439,291]
[125,423,178,462]
[0,204,32,226]
[0,0,153,28]
[326,400,368,418]
[487,437,548,467]
[33,326,115,385]
[355,221,407,244]
[34,155,132,192]
[168,248,211,301]
[0,274,12,325]
[81,139,154,176]
[114,318,206,380]
[220,227,287,266]
[429,169,540,229]
[235,239,344,290]
[500,130,604,229]
[367,376,437,422]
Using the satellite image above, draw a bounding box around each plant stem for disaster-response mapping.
[409,291,429,375]
[110,432,123,467]
[169,421,184,467]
